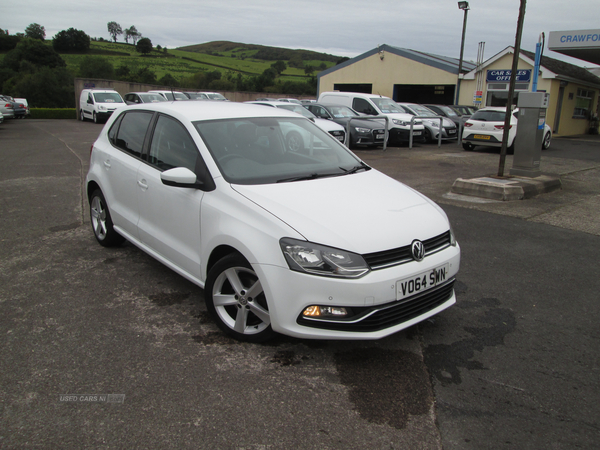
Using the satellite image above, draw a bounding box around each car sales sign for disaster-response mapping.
[486,69,531,82]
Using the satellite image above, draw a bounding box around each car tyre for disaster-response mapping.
[462,142,474,151]
[205,253,275,343]
[542,131,551,150]
[80,109,85,121]
[93,112,98,124]
[90,189,124,247]
[424,129,434,143]
[286,131,304,153]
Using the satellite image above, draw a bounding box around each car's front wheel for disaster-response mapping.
[80,109,85,121]
[205,254,274,342]
[89,189,124,247]
[93,112,98,124]
[542,131,552,150]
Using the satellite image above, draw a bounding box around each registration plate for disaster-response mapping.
[474,134,491,140]
[396,264,449,300]
[448,129,456,134]
[413,131,422,136]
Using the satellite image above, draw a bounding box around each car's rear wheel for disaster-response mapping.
[462,142,474,151]
[205,254,275,343]
[90,189,124,247]
[542,131,552,150]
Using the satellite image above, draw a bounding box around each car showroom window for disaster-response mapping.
[574,88,594,118]
[113,111,154,158]
[148,115,199,172]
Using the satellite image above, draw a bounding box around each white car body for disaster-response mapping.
[86,101,460,341]
[462,106,552,151]
[79,89,125,123]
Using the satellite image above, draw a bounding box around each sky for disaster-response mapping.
[3,0,600,68]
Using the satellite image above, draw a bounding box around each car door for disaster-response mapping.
[136,114,207,279]
[103,111,155,239]
[84,93,95,118]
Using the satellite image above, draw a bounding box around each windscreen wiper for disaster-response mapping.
[277,171,346,183]
[340,162,371,174]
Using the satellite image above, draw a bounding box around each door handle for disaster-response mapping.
[137,179,148,190]
[103,160,111,168]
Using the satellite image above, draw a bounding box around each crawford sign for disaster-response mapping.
[486,69,532,82]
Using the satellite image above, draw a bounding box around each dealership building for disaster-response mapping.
[317,30,600,136]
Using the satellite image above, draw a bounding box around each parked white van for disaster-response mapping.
[79,89,125,123]
[318,92,425,145]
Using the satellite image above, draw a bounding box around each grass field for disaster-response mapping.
[54,40,336,83]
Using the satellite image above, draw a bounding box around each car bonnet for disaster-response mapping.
[231,169,449,254]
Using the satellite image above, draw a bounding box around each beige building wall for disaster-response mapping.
[459,53,599,136]
[319,53,459,98]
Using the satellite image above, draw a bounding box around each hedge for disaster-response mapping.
[30,108,77,119]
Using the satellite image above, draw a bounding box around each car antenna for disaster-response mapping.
[170,86,175,101]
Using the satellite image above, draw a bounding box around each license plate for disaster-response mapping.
[375,135,384,139]
[448,129,456,134]
[413,131,422,136]
[474,134,491,140]
[336,136,344,141]
[396,264,449,300]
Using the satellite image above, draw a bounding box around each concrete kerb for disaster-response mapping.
[450,174,562,201]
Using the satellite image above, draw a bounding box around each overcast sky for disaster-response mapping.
[3,0,600,68]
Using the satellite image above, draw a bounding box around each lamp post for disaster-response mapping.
[455,1,470,105]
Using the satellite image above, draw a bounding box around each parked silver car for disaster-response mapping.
[397,103,458,143]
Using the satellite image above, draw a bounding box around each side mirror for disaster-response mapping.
[160,167,203,189]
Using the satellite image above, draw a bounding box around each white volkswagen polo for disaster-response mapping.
[86,101,460,342]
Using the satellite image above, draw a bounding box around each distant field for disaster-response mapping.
[54,40,335,83]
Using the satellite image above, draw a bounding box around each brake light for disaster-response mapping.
[464,122,473,127]
[494,125,513,130]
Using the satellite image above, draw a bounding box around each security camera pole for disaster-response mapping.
[498,0,527,177]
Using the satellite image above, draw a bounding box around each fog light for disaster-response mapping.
[302,306,349,318]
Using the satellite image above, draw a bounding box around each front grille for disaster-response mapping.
[363,231,451,270]
[329,130,346,142]
[297,279,455,332]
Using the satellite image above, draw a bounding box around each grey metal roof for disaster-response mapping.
[318,44,476,78]
[520,49,600,87]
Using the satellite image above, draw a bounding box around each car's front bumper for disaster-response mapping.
[388,127,426,144]
[255,244,460,340]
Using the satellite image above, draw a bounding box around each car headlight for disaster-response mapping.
[392,119,409,126]
[429,121,440,128]
[449,226,457,247]
[98,105,106,111]
[280,238,370,278]
[354,127,371,134]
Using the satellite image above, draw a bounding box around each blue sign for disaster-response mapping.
[486,69,531,82]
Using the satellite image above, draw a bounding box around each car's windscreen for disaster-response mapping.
[207,93,227,100]
[195,117,365,185]
[470,110,506,122]
[371,98,405,114]
[328,106,358,118]
[139,94,167,103]
[277,104,315,119]
[410,105,437,116]
[437,106,459,116]
[93,93,124,103]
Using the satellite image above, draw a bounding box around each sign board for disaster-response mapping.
[84,83,96,89]
[548,29,600,49]
[486,69,531,82]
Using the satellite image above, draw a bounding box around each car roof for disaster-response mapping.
[123,100,302,122]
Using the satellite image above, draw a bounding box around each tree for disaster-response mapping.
[25,23,46,40]
[3,39,65,71]
[107,22,122,43]
[52,28,90,52]
[270,60,286,75]
[133,67,156,84]
[124,26,139,44]
[136,37,152,55]
[79,56,115,79]
[158,73,179,87]
[304,65,315,76]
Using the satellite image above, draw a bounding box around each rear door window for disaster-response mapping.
[112,111,154,157]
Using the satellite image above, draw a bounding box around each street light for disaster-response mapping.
[455,1,470,105]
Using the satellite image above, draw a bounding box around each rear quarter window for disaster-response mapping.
[110,111,154,157]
